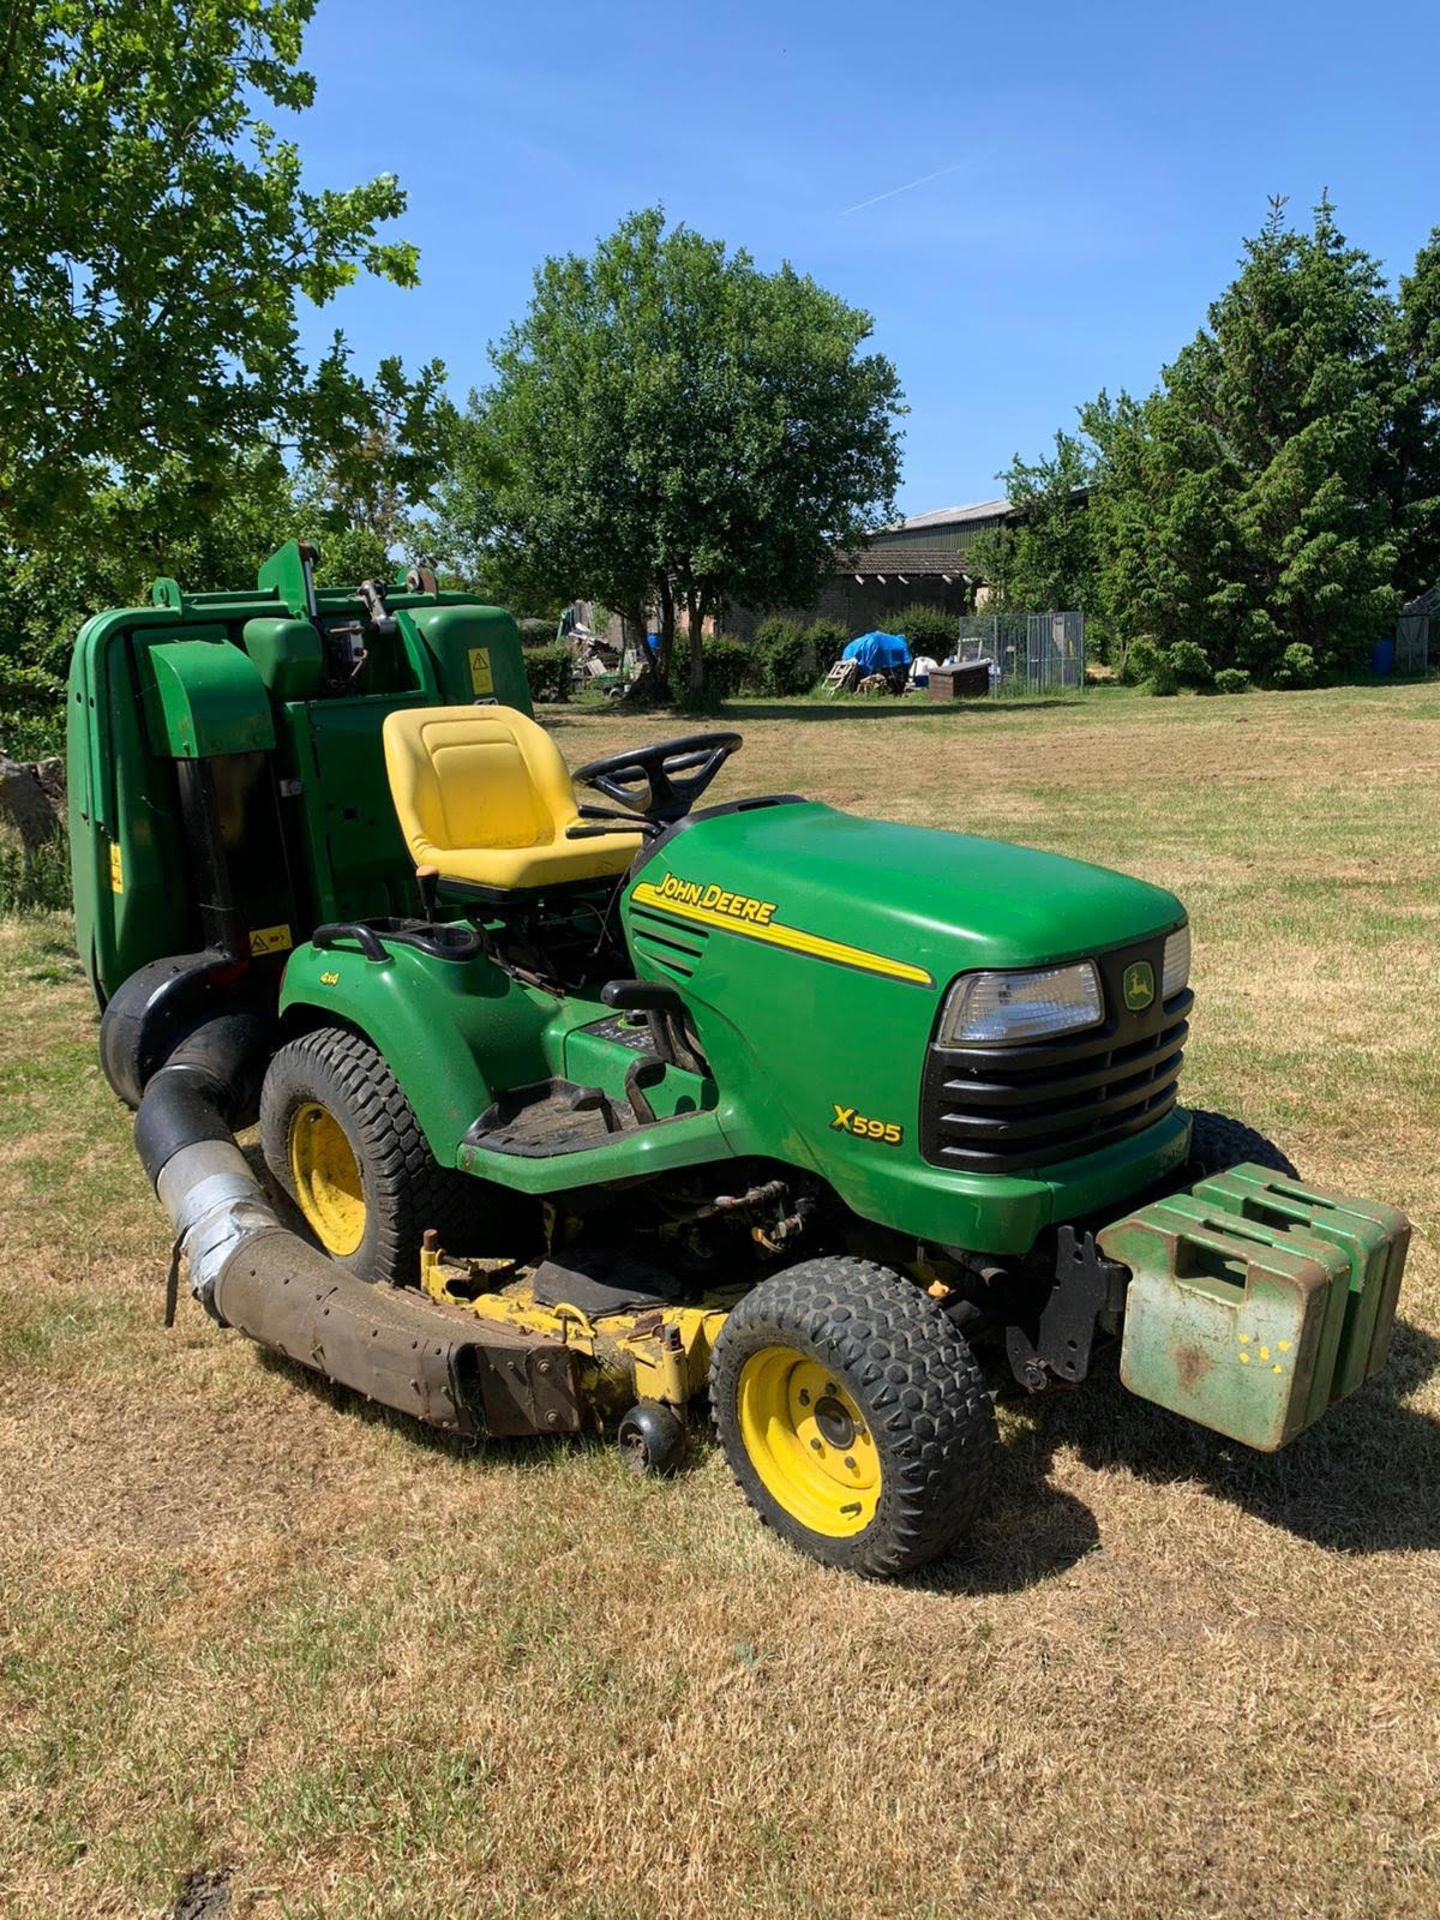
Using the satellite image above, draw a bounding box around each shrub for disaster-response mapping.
[668,633,753,702]
[1272,642,1319,689]
[1167,639,1213,689]
[516,616,557,648]
[523,642,576,703]
[702,634,754,699]
[0,829,71,915]
[1126,635,1175,694]
[893,603,955,656]
[0,705,65,761]
[760,628,816,696]
[1213,667,1251,695]
[755,616,804,652]
[802,619,849,671]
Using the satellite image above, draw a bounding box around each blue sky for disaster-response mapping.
[290,0,1439,516]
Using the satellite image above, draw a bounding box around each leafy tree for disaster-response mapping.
[966,432,1097,621]
[0,450,299,751]
[0,0,441,546]
[0,0,446,746]
[293,373,452,586]
[1082,197,1401,681]
[446,208,904,695]
[1383,229,1440,594]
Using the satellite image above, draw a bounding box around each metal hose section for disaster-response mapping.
[135,1013,485,1435]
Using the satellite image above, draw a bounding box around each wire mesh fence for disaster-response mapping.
[953,611,1086,695]
[1395,591,1436,675]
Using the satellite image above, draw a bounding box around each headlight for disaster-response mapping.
[938,963,1104,1047]
[1162,924,1191,1001]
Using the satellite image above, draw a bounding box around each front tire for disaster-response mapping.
[710,1257,995,1578]
[260,1025,495,1286]
[1186,1108,1298,1180]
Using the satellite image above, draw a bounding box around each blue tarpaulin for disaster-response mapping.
[842,630,911,673]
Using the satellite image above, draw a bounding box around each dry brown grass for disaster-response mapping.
[2,682,1438,1919]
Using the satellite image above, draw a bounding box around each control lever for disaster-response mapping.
[577,803,663,838]
[601,979,685,1015]
[358,578,397,636]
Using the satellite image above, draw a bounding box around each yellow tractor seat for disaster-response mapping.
[382,706,645,895]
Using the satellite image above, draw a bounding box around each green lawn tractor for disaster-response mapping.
[68,543,1411,1577]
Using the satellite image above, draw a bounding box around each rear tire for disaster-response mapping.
[1186,1109,1298,1180]
[260,1025,502,1286]
[710,1257,995,1578]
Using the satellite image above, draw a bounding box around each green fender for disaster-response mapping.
[278,936,555,1165]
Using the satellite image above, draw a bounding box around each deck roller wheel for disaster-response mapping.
[617,1402,686,1475]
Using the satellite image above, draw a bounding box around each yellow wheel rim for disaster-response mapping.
[736,1347,881,1539]
[288,1100,366,1257]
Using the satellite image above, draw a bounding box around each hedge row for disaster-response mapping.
[523,602,960,704]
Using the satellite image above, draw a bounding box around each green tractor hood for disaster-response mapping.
[622,801,1189,1254]
[628,800,1183,983]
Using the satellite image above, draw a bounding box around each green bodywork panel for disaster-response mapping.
[243,617,324,703]
[618,802,1191,1253]
[279,934,722,1192]
[405,603,533,711]
[147,639,275,759]
[278,693,428,924]
[256,541,318,616]
[68,544,532,1000]
[285,796,1193,1251]
[1100,1166,1410,1449]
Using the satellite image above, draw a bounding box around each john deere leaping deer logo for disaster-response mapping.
[1123,960,1156,1011]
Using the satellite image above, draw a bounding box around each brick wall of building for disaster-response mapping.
[723,572,971,643]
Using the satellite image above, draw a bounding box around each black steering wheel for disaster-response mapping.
[573,732,742,825]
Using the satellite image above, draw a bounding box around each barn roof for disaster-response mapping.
[836,547,970,578]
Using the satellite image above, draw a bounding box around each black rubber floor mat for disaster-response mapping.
[470,1080,638,1156]
[531,1246,682,1316]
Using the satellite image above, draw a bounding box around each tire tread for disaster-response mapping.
[710,1256,995,1577]
[259,1025,485,1284]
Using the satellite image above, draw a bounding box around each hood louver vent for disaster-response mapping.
[629,905,709,981]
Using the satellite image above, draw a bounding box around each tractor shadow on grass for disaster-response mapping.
[251,1343,614,1470]
[913,1320,1440,1594]
[1017,1318,1440,1559]
[254,1313,1440,1584]
[542,698,1080,731]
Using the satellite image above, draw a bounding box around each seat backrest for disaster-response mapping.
[383,706,580,858]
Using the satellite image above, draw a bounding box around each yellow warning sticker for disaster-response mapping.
[249,923,293,957]
[109,842,124,894]
[468,647,494,695]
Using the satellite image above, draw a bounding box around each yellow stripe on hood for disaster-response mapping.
[630,881,933,987]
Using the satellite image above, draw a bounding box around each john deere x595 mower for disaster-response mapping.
[68,544,1411,1577]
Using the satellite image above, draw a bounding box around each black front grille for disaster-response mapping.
[919,939,1191,1175]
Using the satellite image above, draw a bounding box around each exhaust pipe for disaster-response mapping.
[136,1013,491,1435]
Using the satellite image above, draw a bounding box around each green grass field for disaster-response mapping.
[2,681,1438,1919]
